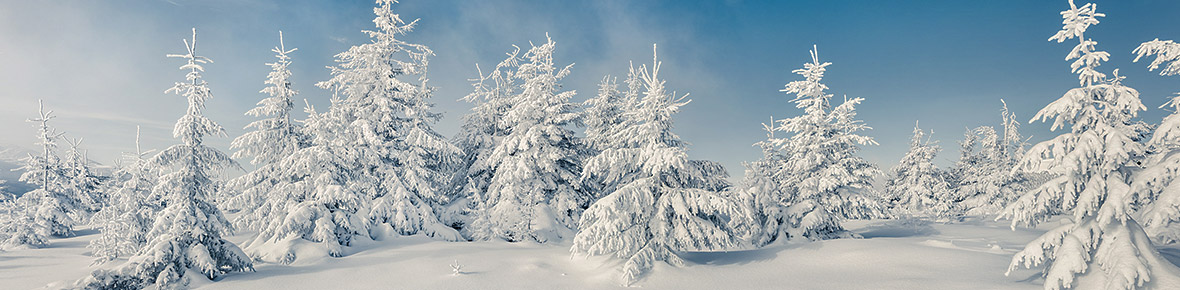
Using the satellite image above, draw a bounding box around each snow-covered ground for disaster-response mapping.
[9,217,1175,290]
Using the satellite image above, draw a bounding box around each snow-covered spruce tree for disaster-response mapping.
[241,0,463,264]
[580,65,641,201]
[13,100,78,239]
[453,48,522,236]
[1132,33,1180,244]
[744,46,885,246]
[572,47,742,286]
[238,103,373,262]
[736,120,785,242]
[1003,1,1180,289]
[947,125,985,193]
[231,31,301,167]
[956,102,1042,216]
[89,127,160,264]
[315,0,462,239]
[0,211,48,249]
[63,138,105,216]
[583,68,639,155]
[225,31,304,224]
[74,29,252,289]
[466,37,588,243]
[884,123,958,221]
[951,125,999,213]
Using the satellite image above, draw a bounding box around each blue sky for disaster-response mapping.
[1,0,1179,182]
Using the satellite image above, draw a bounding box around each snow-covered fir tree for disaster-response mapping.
[951,125,1000,214]
[955,102,1042,216]
[572,47,742,286]
[583,69,639,155]
[240,0,462,264]
[237,103,373,262]
[737,120,785,242]
[465,36,588,243]
[884,123,958,221]
[743,46,885,246]
[13,100,79,239]
[1132,35,1180,244]
[225,31,304,223]
[580,65,641,201]
[230,31,301,167]
[947,125,985,192]
[316,0,457,238]
[316,0,462,240]
[89,127,160,264]
[453,48,522,236]
[62,138,105,216]
[75,29,253,289]
[0,211,48,250]
[1003,1,1180,289]
[1134,38,1180,77]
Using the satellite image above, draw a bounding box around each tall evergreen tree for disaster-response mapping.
[241,0,462,264]
[744,46,885,245]
[572,47,741,286]
[1134,32,1180,244]
[230,31,302,167]
[581,65,641,201]
[14,101,77,239]
[226,31,305,227]
[75,28,252,289]
[89,127,160,264]
[315,0,461,239]
[466,37,588,243]
[1003,1,1180,289]
[62,138,104,216]
[884,123,957,221]
[955,102,1042,216]
[239,103,372,262]
[453,48,521,237]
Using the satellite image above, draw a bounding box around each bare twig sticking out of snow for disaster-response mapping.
[450,260,463,276]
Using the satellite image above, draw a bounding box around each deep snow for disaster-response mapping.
[5,218,1180,290]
